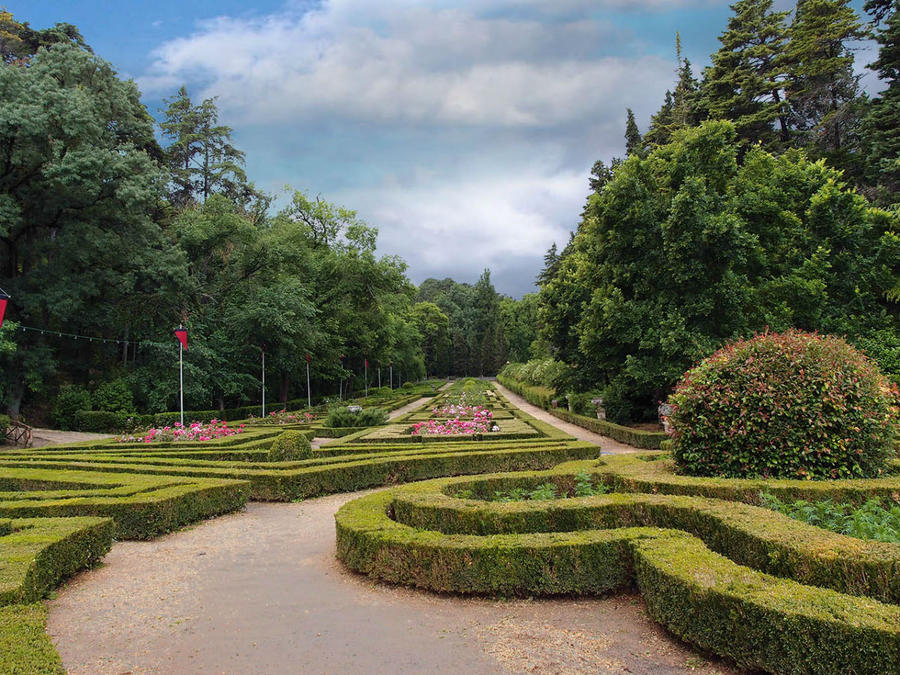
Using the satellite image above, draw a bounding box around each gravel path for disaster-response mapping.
[492,381,639,453]
[46,384,737,674]
[48,495,736,675]
[27,428,112,449]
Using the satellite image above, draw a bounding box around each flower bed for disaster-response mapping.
[117,420,244,443]
[412,405,494,436]
[249,410,315,425]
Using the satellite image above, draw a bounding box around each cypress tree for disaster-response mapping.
[625,108,644,156]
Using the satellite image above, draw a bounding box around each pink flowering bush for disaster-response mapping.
[249,409,316,425]
[412,406,495,436]
[668,330,899,479]
[117,419,244,443]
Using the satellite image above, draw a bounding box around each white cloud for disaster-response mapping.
[340,165,585,288]
[139,1,674,129]
[139,0,685,295]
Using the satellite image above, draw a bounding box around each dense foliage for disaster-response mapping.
[668,331,899,479]
[324,406,388,428]
[539,120,899,422]
[760,492,900,543]
[536,0,900,423]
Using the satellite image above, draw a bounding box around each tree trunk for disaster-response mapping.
[6,378,24,419]
[280,372,289,404]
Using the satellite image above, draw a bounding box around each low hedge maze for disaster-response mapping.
[336,453,900,674]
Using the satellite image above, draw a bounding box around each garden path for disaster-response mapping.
[47,493,737,675]
[28,428,112,448]
[492,381,639,453]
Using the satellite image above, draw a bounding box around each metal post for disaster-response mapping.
[261,348,266,417]
[179,325,184,427]
[389,364,393,390]
[378,367,381,389]
[306,359,311,408]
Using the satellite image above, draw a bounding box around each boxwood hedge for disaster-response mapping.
[335,464,900,674]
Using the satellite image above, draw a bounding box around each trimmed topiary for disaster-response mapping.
[668,330,899,479]
[324,406,388,428]
[268,430,312,461]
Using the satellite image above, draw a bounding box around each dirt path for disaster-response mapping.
[48,494,736,675]
[26,428,112,449]
[492,381,639,453]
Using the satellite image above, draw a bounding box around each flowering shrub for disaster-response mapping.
[668,331,899,480]
[411,417,492,436]
[250,410,315,425]
[412,406,494,436]
[117,419,244,443]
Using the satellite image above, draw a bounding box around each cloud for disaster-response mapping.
[138,0,686,295]
[140,1,674,128]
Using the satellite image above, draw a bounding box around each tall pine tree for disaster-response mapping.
[784,0,866,154]
[625,108,644,156]
[699,0,791,148]
[863,0,900,203]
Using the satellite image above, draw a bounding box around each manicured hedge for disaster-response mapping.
[496,374,554,409]
[0,603,64,674]
[0,468,250,539]
[1,517,113,606]
[547,409,666,449]
[595,453,900,506]
[497,374,666,448]
[335,470,900,674]
[269,431,312,461]
[394,471,900,604]
[0,442,601,502]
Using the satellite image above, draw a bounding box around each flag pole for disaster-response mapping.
[178,324,184,427]
[306,354,311,409]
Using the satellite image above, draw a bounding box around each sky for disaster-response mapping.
[8,0,878,297]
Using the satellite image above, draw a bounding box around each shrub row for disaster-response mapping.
[547,409,666,449]
[1,517,113,607]
[0,442,601,502]
[392,470,900,605]
[0,468,250,539]
[595,453,900,506]
[0,603,64,674]
[67,388,437,433]
[335,475,900,674]
[497,374,667,448]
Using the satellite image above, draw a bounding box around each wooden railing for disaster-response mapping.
[4,420,32,448]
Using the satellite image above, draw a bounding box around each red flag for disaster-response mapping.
[365,358,369,368]
[174,329,188,350]
[305,353,311,363]
[0,295,7,331]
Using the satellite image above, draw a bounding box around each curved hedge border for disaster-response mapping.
[0,441,601,502]
[0,467,250,539]
[0,517,113,675]
[335,467,900,674]
[595,453,900,505]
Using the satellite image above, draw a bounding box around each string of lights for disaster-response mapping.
[15,324,155,346]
